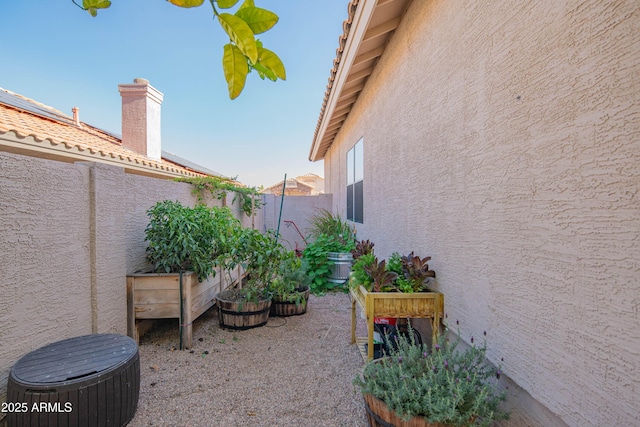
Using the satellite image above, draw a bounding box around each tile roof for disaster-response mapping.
[0,87,208,178]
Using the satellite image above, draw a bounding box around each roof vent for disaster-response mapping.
[72,107,82,128]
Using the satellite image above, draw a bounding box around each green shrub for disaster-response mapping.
[354,325,510,426]
[145,200,222,282]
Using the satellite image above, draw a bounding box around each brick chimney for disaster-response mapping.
[118,78,164,160]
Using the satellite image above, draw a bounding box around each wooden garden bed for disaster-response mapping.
[127,266,244,348]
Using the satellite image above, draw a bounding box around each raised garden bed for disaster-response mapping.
[127,266,244,348]
[350,285,444,361]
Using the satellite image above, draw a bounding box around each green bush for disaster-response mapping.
[145,200,223,282]
[354,324,510,426]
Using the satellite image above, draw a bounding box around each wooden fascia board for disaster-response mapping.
[309,0,378,162]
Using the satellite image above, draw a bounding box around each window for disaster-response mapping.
[347,138,363,223]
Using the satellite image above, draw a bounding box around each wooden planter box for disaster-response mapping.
[127,271,219,349]
[350,285,444,361]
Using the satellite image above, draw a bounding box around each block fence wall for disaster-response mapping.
[0,151,259,415]
[260,193,333,252]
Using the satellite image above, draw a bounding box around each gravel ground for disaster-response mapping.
[128,293,369,427]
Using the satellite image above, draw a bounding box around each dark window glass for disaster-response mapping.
[347,184,354,221]
[354,181,363,223]
[347,138,363,224]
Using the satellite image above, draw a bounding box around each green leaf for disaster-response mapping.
[217,0,240,8]
[82,0,111,16]
[257,47,286,80]
[222,43,249,100]
[235,7,278,35]
[217,13,258,63]
[251,62,277,81]
[167,0,205,7]
[239,0,254,9]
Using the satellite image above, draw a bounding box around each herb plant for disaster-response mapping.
[355,325,510,427]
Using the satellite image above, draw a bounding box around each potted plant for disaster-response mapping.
[303,209,356,293]
[354,324,511,427]
[216,228,284,330]
[127,200,236,349]
[269,253,312,317]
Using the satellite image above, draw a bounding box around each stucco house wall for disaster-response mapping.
[0,151,259,415]
[322,1,639,426]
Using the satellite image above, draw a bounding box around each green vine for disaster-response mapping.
[175,176,262,217]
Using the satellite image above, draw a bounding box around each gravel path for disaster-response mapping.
[128,293,369,427]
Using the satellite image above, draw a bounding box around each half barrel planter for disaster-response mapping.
[364,394,452,427]
[216,289,272,330]
[270,285,311,317]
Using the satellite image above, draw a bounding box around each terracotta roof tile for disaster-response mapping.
[0,88,205,178]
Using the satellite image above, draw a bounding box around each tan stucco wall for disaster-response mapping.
[323,1,639,426]
[0,152,259,415]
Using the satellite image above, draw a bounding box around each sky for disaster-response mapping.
[0,0,349,188]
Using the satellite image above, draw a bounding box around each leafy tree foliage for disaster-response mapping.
[72,0,285,99]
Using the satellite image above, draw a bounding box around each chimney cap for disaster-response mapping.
[133,78,149,84]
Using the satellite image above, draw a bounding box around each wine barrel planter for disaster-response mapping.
[6,334,140,427]
[216,289,272,330]
[364,394,448,427]
[270,286,310,317]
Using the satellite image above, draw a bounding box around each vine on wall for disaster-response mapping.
[175,176,262,217]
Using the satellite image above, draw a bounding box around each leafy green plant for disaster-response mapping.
[175,176,262,217]
[351,239,375,260]
[349,252,375,291]
[73,0,285,99]
[401,252,436,292]
[226,228,285,302]
[145,200,221,282]
[354,324,510,427]
[364,259,398,292]
[268,253,311,305]
[385,252,413,292]
[302,233,354,295]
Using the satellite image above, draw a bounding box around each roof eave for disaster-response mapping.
[309,0,411,162]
